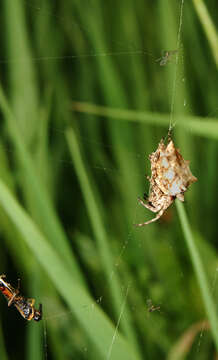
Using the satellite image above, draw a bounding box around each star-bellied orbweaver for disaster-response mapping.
[135,138,197,226]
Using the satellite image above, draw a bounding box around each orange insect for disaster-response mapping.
[0,274,42,321]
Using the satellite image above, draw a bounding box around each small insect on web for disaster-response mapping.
[135,137,197,227]
[156,50,178,66]
[146,299,161,313]
[0,274,42,321]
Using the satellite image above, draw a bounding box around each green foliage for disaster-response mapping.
[0,0,217,359]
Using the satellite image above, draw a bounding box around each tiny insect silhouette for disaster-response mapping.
[156,50,178,66]
[0,274,42,321]
[146,299,161,313]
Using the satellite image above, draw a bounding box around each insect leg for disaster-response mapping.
[8,291,19,306]
[8,278,20,306]
[27,298,35,306]
[17,278,21,291]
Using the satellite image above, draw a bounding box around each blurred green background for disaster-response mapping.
[0,0,218,359]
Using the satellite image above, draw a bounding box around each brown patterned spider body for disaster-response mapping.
[135,139,197,226]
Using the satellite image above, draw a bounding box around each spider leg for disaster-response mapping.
[138,198,158,213]
[134,208,164,227]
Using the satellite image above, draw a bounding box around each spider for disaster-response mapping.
[135,138,197,226]
[156,50,178,66]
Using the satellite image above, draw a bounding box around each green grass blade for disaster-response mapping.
[72,101,218,139]
[26,273,43,360]
[4,0,39,143]
[176,200,218,350]
[192,0,218,68]
[66,127,142,358]
[0,85,84,283]
[0,177,139,360]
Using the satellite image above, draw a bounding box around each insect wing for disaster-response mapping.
[0,277,15,302]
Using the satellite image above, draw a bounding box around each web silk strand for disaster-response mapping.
[168,0,185,137]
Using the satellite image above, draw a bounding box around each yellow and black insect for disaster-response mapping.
[0,274,42,321]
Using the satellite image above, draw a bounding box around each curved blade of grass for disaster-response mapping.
[72,101,218,140]
[167,320,209,360]
[192,0,218,68]
[0,178,139,360]
[3,0,39,143]
[0,85,84,284]
[66,127,142,358]
[26,272,43,360]
[176,200,218,350]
